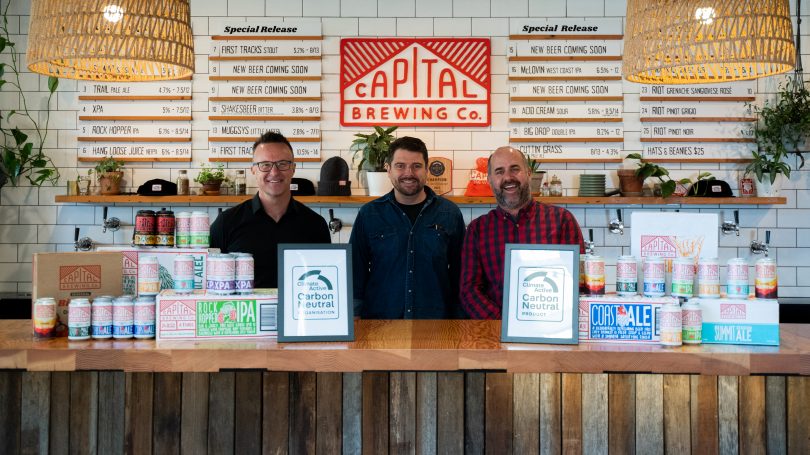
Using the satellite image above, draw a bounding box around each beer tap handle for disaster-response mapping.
[616,209,622,223]
[766,230,771,245]
[588,228,594,242]
[103,206,108,221]
[74,227,80,243]
[734,210,739,226]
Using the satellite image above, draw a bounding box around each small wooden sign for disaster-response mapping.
[426,157,452,195]
[509,62,622,79]
[508,40,622,58]
[513,143,622,161]
[511,124,623,140]
[511,81,623,100]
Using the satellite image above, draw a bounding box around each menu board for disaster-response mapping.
[508,19,624,162]
[76,81,193,162]
[637,81,757,161]
[208,21,322,162]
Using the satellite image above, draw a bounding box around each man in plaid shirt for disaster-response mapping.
[460,146,585,319]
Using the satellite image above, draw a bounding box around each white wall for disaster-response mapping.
[0,0,808,302]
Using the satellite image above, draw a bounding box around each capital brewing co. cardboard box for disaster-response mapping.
[97,247,216,295]
[578,295,679,344]
[156,289,278,340]
[32,252,123,336]
[698,298,779,346]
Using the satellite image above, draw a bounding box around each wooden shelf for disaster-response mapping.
[54,195,787,205]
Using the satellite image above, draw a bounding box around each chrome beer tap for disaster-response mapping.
[584,228,595,255]
[721,210,740,236]
[751,230,771,256]
[609,209,624,235]
[328,209,343,234]
[101,206,121,233]
[74,227,93,251]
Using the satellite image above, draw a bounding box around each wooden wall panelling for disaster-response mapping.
[263,372,290,455]
[125,373,153,455]
[513,373,539,454]
[437,372,463,455]
[290,372,317,455]
[635,374,663,455]
[153,373,182,454]
[787,376,810,454]
[0,371,22,454]
[765,376,786,454]
[539,373,561,455]
[69,371,98,455]
[50,372,70,455]
[608,373,635,454]
[234,371,263,455]
[485,372,513,454]
[691,375,719,453]
[97,371,125,455]
[718,376,739,454]
[464,372,485,455]
[207,372,234,454]
[342,372,362,455]
[582,373,608,455]
[390,372,416,454]
[21,372,50,455]
[739,376,766,454]
[415,372,437,455]
[662,375,691,454]
[316,372,342,455]
[362,372,389,455]
[561,373,582,454]
[181,372,209,455]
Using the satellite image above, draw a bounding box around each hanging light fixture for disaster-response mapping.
[26,0,194,81]
[623,0,796,84]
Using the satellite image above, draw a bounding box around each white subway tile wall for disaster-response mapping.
[0,0,807,303]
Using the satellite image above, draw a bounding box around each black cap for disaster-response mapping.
[317,157,351,196]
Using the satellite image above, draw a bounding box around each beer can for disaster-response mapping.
[616,255,638,296]
[138,255,160,296]
[671,257,695,298]
[156,208,175,247]
[755,257,778,300]
[33,297,57,338]
[643,256,666,297]
[206,253,236,295]
[133,296,156,339]
[659,303,683,347]
[697,258,721,299]
[234,253,255,294]
[112,296,134,339]
[682,299,702,344]
[67,298,91,341]
[190,211,210,247]
[175,211,192,247]
[173,254,196,293]
[91,297,113,339]
[133,210,156,247]
[726,258,749,298]
[583,255,605,295]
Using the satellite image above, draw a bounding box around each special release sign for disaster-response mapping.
[340,38,491,127]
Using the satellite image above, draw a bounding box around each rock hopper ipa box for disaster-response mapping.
[699,298,779,346]
[578,295,678,344]
[156,289,278,340]
[97,247,216,295]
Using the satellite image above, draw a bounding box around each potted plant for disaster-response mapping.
[194,163,227,195]
[0,1,59,188]
[91,156,125,195]
[744,149,791,196]
[527,158,546,196]
[350,125,397,196]
[623,154,688,198]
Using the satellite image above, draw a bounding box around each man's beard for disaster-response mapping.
[493,179,531,210]
[394,177,423,196]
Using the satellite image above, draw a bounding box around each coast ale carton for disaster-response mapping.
[699,298,779,346]
[97,246,217,294]
[156,289,278,340]
[578,295,679,344]
[32,252,123,336]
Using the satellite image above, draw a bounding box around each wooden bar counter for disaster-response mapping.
[1,320,809,453]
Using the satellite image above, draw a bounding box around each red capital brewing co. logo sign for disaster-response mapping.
[340,38,491,127]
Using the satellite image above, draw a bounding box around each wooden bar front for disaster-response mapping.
[1,320,809,453]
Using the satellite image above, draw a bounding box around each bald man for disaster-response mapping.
[459,146,585,319]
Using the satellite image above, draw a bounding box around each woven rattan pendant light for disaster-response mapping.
[26,0,194,81]
[623,0,795,84]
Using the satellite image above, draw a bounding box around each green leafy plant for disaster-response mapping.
[90,156,124,179]
[527,158,542,173]
[0,1,59,186]
[194,163,227,184]
[745,148,791,184]
[685,171,716,196]
[752,76,809,171]
[625,153,689,198]
[350,126,398,172]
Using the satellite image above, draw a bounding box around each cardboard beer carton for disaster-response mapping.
[578,294,679,344]
[97,246,217,295]
[156,289,278,340]
[699,298,779,346]
[32,252,124,336]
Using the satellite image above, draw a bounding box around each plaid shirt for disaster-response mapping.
[460,201,585,319]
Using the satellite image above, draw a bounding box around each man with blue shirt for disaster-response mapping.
[350,136,466,319]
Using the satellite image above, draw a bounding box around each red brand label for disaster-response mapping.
[59,265,102,290]
[720,304,747,320]
[340,38,491,126]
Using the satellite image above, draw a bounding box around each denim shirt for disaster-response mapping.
[350,186,466,319]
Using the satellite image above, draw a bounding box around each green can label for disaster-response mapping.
[197,299,258,337]
[683,327,702,343]
[671,281,693,297]
[68,325,90,338]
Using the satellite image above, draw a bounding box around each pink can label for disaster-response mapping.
[616,261,637,279]
[208,258,235,276]
[643,260,666,279]
[113,305,133,323]
[672,262,695,281]
[174,258,195,277]
[727,263,749,281]
[584,260,604,276]
[68,305,91,325]
[190,214,209,232]
[698,263,720,282]
[682,308,702,328]
[92,304,112,324]
[139,262,159,279]
[176,216,191,232]
[755,261,777,279]
[134,304,156,324]
[34,303,56,320]
[236,258,254,277]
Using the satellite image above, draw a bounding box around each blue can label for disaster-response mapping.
[113,324,133,336]
[134,323,155,336]
[91,324,112,337]
[644,281,666,295]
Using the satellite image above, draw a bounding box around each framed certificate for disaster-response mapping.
[501,244,580,344]
[278,244,354,342]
